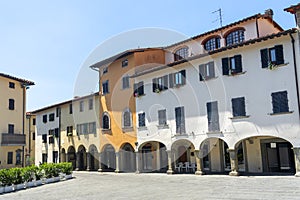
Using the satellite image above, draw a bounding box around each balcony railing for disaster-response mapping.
[1,133,26,146]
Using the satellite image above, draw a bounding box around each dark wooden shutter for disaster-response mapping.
[234,55,242,73]
[271,92,280,113]
[232,97,246,117]
[208,62,215,78]
[180,70,186,85]
[222,57,229,75]
[260,48,269,68]
[163,75,168,90]
[275,45,284,65]
[199,64,205,81]
[279,91,289,112]
[152,78,158,92]
[133,83,138,96]
[175,107,182,133]
[207,101,219,132]
[138,113,145,127]
[138,81,144,95]
[169,73,174,88]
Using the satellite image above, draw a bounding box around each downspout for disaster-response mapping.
[58,107,61,163]
[28,114,31,166]
[22,85,26,167]
[255,18,260,38]
[290,32,300,121]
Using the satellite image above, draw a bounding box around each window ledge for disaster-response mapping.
[172,133,188,138]
[201,76,218,82]
[269,111,294,116]
[122,127,134,132]
[138,127,147,131]
[206,131,222,134]
[101,129,112,134]
[228,71,247,76]
[157,124,169,129]
[265,62,289,70]
[230,115,250,120]
[134,94,146,98]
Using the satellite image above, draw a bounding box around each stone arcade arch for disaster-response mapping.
[101,144,116,172]
[138,141,168,173]
[119,143,136,172]
[67,146,76,170]
[88,145,99,171]
[76,145,87,171]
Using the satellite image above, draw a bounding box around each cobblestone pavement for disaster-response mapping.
[1,171,300,200]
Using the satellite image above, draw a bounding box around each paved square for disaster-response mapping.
[1,172,300,200]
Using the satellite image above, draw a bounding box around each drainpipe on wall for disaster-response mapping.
[22,84,26,167]
[290,32,300,121]
[58,107,61,163]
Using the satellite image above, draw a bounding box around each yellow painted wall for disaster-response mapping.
[0,76,26,169]
[25,114,35,166]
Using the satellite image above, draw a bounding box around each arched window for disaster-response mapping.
[123,108,132,128]
[174,47,189,61]
[204,37,221,51]
[226,29,245,46]
[102,112,110,130]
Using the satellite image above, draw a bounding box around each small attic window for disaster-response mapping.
[225,28,245,46]
[204,37,221,51]
[122,59,128,67]
[174,47,189,61]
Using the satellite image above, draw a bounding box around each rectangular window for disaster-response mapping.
[122,75,130,89]
[103,66,108,74]
[207,101,220,132]
[232,97,246,117]
[69,103,73,114]
[53,151,58,163]
[271,91,289,114]
[9,82,15,89]
[33,118,36,125]
[138,112,146,127]
[42,134,47,143]
[32,132,35,140]
[67,126,73,136]
[49,136,54,144]
[199,62,215,81]
[8,124,14,134]
[9,99,15,110]
[222,55,242,75]
[79,101,84,112]
[122,59,128,67]
[54,128,59,137]
[133,81,144,97]
[42,115,47,123]
[49,113,55,121]
[89,98,93,110]
[175,106,185,134]
[42,153,47,163]
[102,80,109,95]
[7,152,13,164]
[89,122,96,134]
[169,70,186,88]
[260,45,284,68]
[158,109,167,125]
[153,75,168,92]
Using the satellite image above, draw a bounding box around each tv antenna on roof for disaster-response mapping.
[212,8,223,28]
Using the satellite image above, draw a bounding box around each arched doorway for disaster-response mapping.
[88,145,99,171]
[139,141,168,173]
[102,144,116,171]
[67,146,76,170]
[200,138,230,173]
[237,136,295,174]
[171,139,195,174]
[77,145,87,170]
[120,143,136,172]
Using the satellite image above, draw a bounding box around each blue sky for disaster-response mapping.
[0,0,298,111]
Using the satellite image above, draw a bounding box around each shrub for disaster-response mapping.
[59,163,73,175]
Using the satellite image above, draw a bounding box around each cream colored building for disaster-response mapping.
[0,73,34,169]
[33,93,100,170]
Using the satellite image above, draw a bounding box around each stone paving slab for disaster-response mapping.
[1,172,300,200]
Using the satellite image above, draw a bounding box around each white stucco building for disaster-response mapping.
[133,6,300,176]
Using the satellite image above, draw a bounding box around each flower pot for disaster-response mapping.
[65,174,73,180]
[59,173,66,181]
[34,180,43,187]
[16,183,26,190]
[26,181,35,188]
[4,185,14,193]
[45,177,55,184]
[0,187,4,194]
[53,177,60,182]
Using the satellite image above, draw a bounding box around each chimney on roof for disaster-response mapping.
[265,9,274,20]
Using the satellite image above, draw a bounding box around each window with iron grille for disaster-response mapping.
[174,47,189,61]
[226,29,245,46]
[204,37,220,51]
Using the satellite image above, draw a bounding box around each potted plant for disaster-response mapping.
[11,168,26,191]
[61,163,73,180]
[23,166,35,188]
[0,169,14,193]
[0,170,6,194]
[155,88,161,94]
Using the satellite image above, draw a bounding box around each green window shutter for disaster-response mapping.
[275,45,284,65]
[234,55,242,73]
[199,64,205,81]
[222,58,229,75]
[152,78,158,92]
[260,48,269,68]
[180,70,186,85]
[169,73,174,88]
